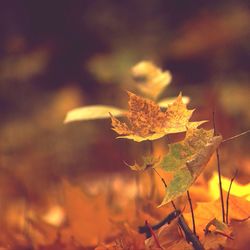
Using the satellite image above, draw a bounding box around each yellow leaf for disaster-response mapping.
[158,96,190,108]
[64,105,125,123]
[132,61,172,100]
[110,92,206,142]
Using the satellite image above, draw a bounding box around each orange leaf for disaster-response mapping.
[183,194,250,236]
[60,180,114,247]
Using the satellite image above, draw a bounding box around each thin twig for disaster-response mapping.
[135,174,141,216]
[178,215,204,250]
[187,190,196,235]
[226,170,238,224]
[222,130,250,143]
[153,168,168,188]
[231,216,250,223]
[213,110,225,223]
[204,228,234,240]
[139,210,181,238]
[214,230,234,240]
[149,141,156,199]
[153,168,177,210]
[145,220,163,249]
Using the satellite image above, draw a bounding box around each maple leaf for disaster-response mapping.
[145,218,194,250]
[158,129,222,206]
[204,218,229,234]
[132,61,172,100]
[225,219,250,250]
[95,223,145,250]
[110,92,206,142]
[125,155,161,171]
[183,193,250,236]
[202,233,229,250]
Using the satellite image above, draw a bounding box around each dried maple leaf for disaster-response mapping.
[110,92,205,142]
[145,218,188,249]
[204,218,230,234]
[95,223,146,250]
[182,196,250,249]
[183,193,250,236]
[202,232,228,250]
[145,216,205,250]
[225,219,250,250]
[125,155,161,171]
[158,129,222,206]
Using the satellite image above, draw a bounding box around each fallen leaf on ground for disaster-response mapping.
[184,193,250,236]
[95,223,145,250]
[225,219,250,250]
[145,218,187,249]
[202,232,228,250]
[60,181,114,247]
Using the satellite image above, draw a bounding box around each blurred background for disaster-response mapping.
[0,0,249,247]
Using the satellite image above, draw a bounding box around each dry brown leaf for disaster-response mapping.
[145,219,185,249]
[202,232,228,250]
[183,194,250,236]
[166,239,193,250]
[225,219,250,250]
[95,223,145,250]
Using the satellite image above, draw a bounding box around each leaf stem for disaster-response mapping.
[222,130,250,143]
[149,141,156,199]
[226,170,238,224]
[145,220,163,249]
[213,110,225,223]
[187,190,196,235]
[139,210,181,238]
[153,168,177,211]
[153,168,168,188]
[178,215,204,250]
[213,230,234,240]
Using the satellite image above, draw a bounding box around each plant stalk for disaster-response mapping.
[226,170,238,224]
[213,110,225,223]
[222,130,250,143]
[145,220,163,249]
[187,190,196,235]
[148,141,156,199]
